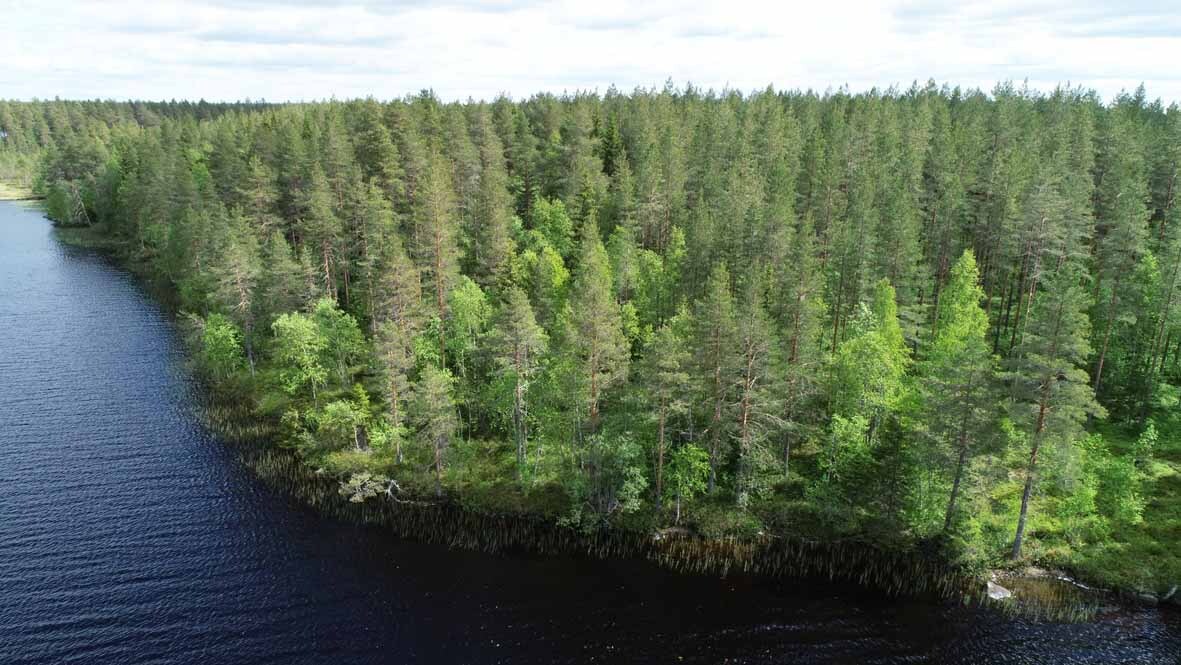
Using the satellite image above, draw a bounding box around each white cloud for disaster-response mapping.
[1,0,1179,103]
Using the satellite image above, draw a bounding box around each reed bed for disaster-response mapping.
[205,398,1114,622]
[198,400,980,603]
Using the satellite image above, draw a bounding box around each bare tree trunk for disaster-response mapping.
[434,438,444,498]
[655,400,666,507]
[1092,277,1120,398]
[1012,398,1048,559]
[434,229,447,368]
[783,432,791,482]
[943,433,969,532]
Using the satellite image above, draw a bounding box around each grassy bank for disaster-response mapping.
[1055,417,1181,596]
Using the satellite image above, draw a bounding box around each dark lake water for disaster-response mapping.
[0,200,1178,664]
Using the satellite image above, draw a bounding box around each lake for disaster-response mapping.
[0,200,1177,664]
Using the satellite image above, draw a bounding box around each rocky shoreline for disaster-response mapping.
[987,566,1180,620]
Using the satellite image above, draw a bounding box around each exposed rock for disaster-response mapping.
[1137,593,1158,606]
[987,581,1012,601]
[1149,586,1181,609]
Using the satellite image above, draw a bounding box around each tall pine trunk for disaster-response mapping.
[1012,393,1049,559]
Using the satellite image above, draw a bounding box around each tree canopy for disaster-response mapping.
[6,83,1179,589]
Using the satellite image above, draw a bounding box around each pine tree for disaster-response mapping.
[691,263,738,492]
[469,111,516,288]
[347,181,398,329]
[296,163,343,299]
[1091,108,1150,400]
[237,155,281,239]
[639,320,691,505]
[567,218,628,432]
[490,287,547,478]
[258,231,315,322]
[413,366,458,498]
[773,214,827,480]
[213,210,262,374]
[373,238,422,463]
[414,149,461,367]
[733,279,777,508]
[352,98,404,202]
[1006,263,1105,559]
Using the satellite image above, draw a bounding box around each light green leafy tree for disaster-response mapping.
[271,311,328,403]
[489,287,547,479]
[200,312,245,380]
[665,443,710,524]
[922,250,998,532]
[311,297,367,391]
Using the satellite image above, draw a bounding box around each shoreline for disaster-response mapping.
[35,209,1175,621]
[203,398,979,602]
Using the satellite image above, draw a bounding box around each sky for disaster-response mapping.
[2,0,1180,103]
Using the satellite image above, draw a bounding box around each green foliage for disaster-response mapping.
[311,297,367,390]
[828,300,907,424]
[199,312,245,380]
[562,432,649,529]
[665,443,710,522]
[446,276,492,372]
[271,311,328,402]
[13,88,1181,594]
[1133,421,1157,468]
[412,365,458,496]
[530,197,575,260]
[922,250,998,532]
[811,414,875,531]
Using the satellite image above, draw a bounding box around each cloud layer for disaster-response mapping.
[2,0,1179,103]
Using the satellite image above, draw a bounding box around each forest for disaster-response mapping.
[1,82,1177,595]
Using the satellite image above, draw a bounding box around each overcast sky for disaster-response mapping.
[3,0,1180,103]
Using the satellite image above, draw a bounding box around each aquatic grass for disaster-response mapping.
[185,381,1110,622]
[197,395,983,603]
[981,576,1102,623]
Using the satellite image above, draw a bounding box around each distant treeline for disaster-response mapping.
[3,84,1176,589]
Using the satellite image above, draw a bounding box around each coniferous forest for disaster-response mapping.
[2,83,1178,595]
